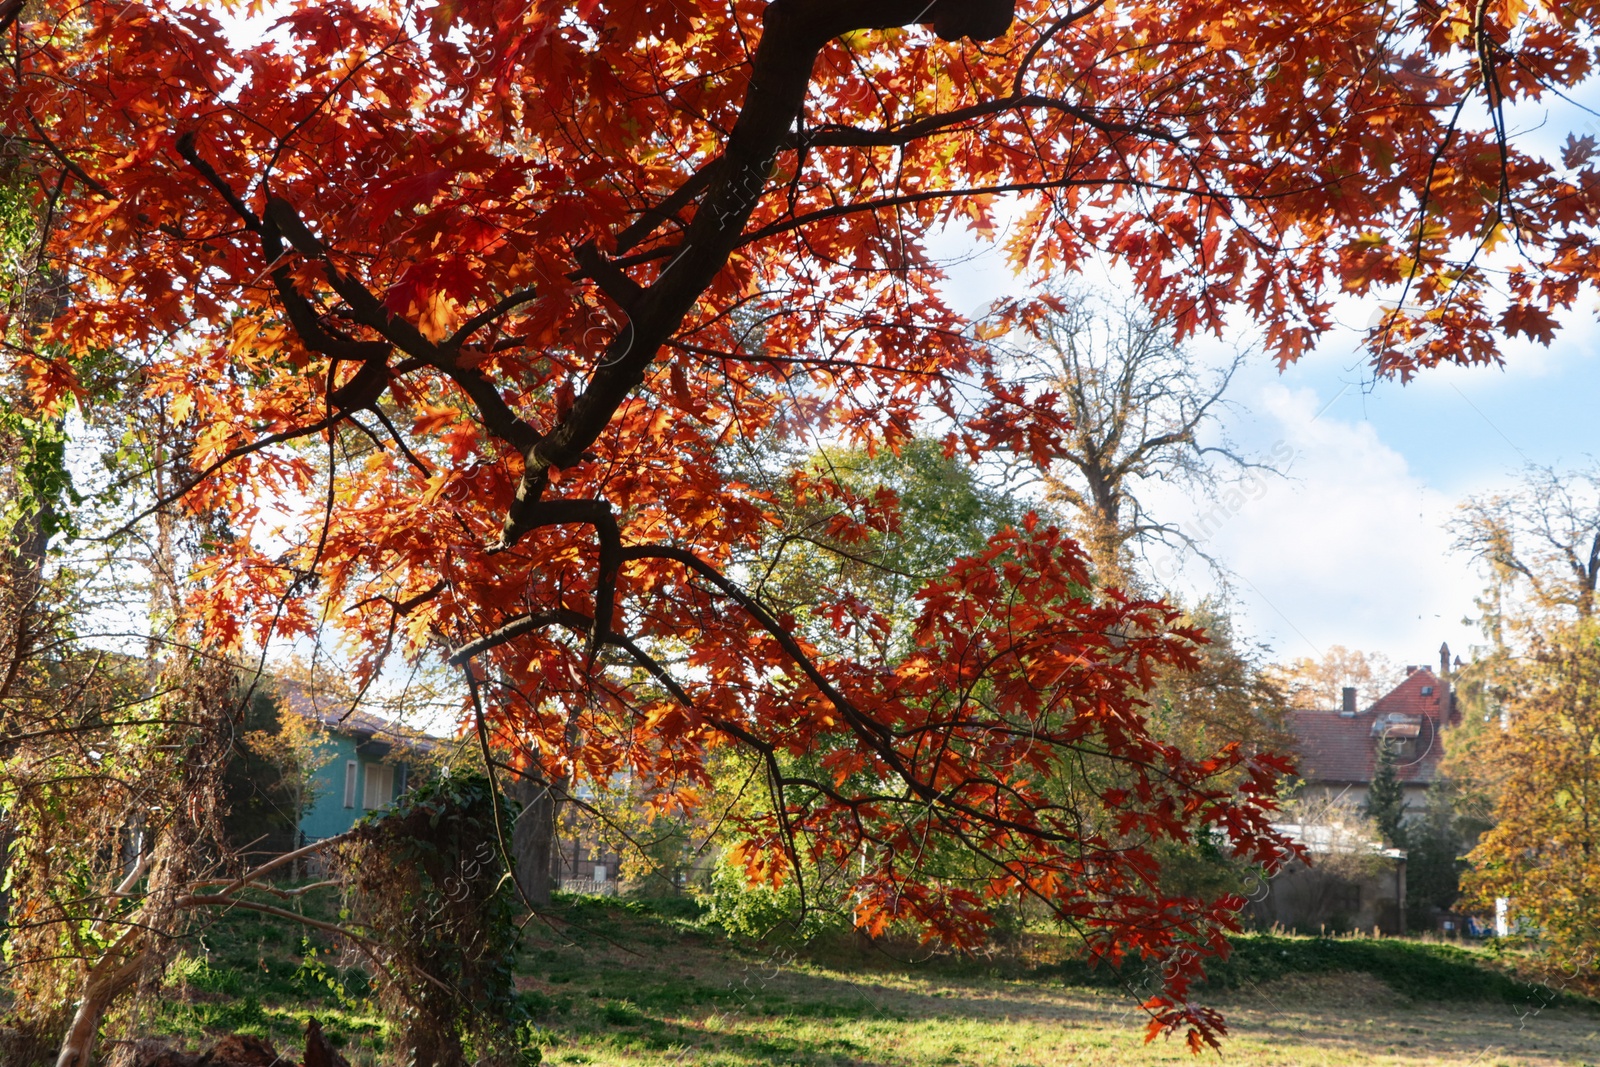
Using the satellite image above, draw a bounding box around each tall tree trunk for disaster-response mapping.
[509,776,555,907]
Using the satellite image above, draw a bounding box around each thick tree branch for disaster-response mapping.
[522,0,1016,489]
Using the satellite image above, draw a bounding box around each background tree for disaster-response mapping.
[1364,738,1408,848]
[1400,778,1491,932]
[1146,605,1294,771]
[8,0,1600,1048]
[752,437,1026,660]
[992,293,1296,820]
[1007,290,1270,587]
[1141,613,1293,906]
[1455,463,1600,627]
[1266,646,1405,711]
[1461,620,1600,982]
[224,675,337,861]
[1448,465,1600,980]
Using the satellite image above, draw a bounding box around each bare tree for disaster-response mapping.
[1009,289,1274,588]
[1454,463,1600,626]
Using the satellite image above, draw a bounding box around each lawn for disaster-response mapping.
[516,901,1599,1067]
[126,893,1600,1067]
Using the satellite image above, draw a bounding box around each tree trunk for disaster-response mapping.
[55,936,144,1067]
[509,776,555,908]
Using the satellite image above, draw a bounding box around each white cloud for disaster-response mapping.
[1151,384,1484,663]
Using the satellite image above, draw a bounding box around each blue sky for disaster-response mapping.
[1210,315,1600,666]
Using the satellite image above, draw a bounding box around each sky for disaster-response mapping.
[1191,319,1600,667]
[929,222,1600,672]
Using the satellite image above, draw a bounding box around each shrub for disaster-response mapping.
[336,773,536,1067]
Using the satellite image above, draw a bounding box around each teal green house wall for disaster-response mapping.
[274,682,431,844]
[297,731,412,842]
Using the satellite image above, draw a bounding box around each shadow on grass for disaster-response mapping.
[523,899,1600,1067]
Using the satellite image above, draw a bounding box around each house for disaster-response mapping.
[1288,644,1461,815]
[1246,820,1407,934]
[274,682,440,846]
[1245,645,1467,935]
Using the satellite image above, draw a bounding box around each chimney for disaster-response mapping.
[1440,642,1457,726]
[1405,665,1418,676]
[1341,687,1358,716]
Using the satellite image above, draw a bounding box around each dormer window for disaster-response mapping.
[1421,686,1434,695]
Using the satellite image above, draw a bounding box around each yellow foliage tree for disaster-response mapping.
[1265,645,1404,711]
[1461,620,1600,983]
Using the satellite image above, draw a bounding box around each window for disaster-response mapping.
[343,761,357,809]
[363,763,395,810]
[1421,685,1434,695]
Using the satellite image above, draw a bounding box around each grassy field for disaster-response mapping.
[142,894,1600,1067]
[517,901,1598,1067]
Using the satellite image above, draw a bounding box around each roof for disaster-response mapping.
[1290,667,1452,787]
[1369,665,1459,725]
[273,678,444,754]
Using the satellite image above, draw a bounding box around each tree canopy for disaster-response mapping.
[5,0,1599,1050]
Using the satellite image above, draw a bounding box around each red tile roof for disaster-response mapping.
[1370,666,1459,725]
[1290,668,1452,786]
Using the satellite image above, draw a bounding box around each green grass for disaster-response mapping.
[513,898,1600,1067]
[1016,930,1567,1007]
[1197,934,1554,1002]
[147,892,389,1063]
[128,891,1600,1067]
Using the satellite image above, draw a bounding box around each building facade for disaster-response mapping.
[276,683,434,844]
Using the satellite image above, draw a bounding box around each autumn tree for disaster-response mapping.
[1456,463,1600,628]
[1147,605,1293,763]
[1266,646,1406,711]
[1451,467,1600,981]
[6,0,1600,1049]
[1462,620,1600,982]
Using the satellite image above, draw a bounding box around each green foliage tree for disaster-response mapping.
[754,437,1026,660]
[1365,738,1408,849]
[699,439,1029,935]
[1400,780,1490,932]
[1145,606,1293,900]
[221,684,308,857]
